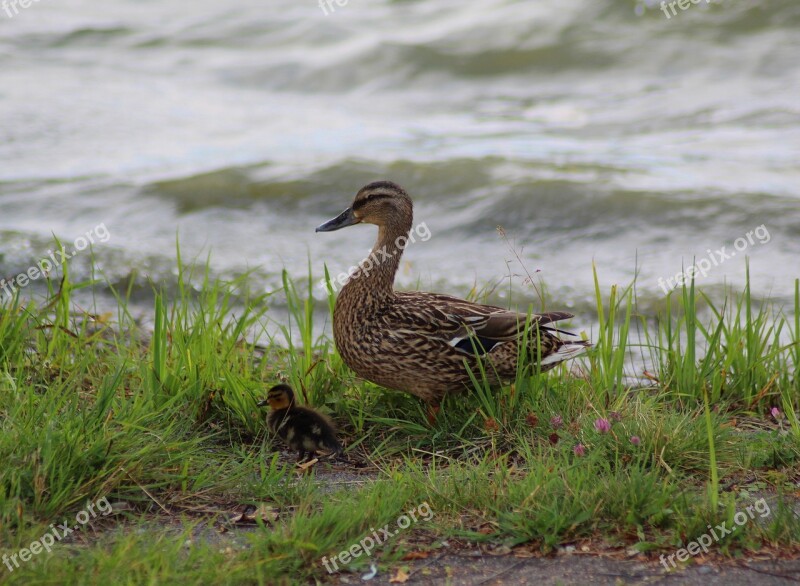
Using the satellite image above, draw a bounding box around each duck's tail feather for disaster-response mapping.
[540,340,591,367]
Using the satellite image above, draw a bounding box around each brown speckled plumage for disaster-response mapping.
[316,181,590,404]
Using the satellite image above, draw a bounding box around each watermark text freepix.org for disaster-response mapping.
[318,0,350,16]
[321,502,433,573]
[2,0,45,19]
[659,497,770,569]
[2,497,113,573]
[0,223,111,302]
[319,221,431,292]
[657,224,770,295]
[660,0,713,20]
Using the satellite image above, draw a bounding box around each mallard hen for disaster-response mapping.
[257,384,342,462]
[316,181,589,405]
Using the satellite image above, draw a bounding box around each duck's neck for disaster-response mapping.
[342,217,411,299]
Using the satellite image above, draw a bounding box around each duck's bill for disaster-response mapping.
[315,207,360,232]
[256,399,269,407]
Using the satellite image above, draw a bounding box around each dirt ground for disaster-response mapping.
[338,553,800,585]
[291,460,799,585]
[95,456,799,585]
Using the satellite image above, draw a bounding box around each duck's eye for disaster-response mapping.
[353,193,393,211]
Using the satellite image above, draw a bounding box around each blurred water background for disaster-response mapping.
[1,0,799,330]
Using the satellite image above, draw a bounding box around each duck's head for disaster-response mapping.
[257,383,295,410]
[316,181,413,233]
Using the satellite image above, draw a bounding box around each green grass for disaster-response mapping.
[0,244,798,584]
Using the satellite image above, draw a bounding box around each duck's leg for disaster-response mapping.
[426,402,441,426]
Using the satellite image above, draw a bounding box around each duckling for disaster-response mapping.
[257,384,342,463]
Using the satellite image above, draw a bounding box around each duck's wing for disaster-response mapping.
[392,292,574,356]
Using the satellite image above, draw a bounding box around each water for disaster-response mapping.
[1,0,799,324]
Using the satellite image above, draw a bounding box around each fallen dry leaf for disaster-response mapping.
[487,544,512,556]
[402,551,431,561]
[229,503,279,525]
[643,370,659,382]
[390,568,410,583]
[296,458,319,471]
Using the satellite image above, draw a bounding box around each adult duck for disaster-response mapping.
[316,181,589,406]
